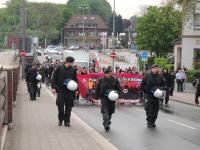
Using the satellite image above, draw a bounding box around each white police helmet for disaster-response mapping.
[67,80,78,91]
[108,90,119,101]
[36,74,42,81]
[153,89,165,99]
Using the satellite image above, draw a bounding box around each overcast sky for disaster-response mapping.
[0,0,163,18]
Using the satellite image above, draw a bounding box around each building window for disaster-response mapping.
[194,49,200,64]
[194,14,200,28]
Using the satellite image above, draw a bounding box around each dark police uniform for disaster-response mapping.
[95,75,120,131]
[140,71,164,127]
[26,67,38,100]
[162,69,171,104]
[51,64,78,125]
[193,72,200,105]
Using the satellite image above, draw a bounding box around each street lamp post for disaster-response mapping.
[79,7,88,52]
[112,0,116,70]
[112,0,115,49]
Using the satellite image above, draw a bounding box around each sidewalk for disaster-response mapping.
[170,92,195,105]
[4,80,118,150]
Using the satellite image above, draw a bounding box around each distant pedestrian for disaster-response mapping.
[161,68,171,105]
[26,63,40,100]
[169,71,175,96]
[176,69,183,92]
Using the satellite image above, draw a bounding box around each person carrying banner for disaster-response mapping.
[95,68,121,132]
[51,56,79,127]
[140,64,165,128]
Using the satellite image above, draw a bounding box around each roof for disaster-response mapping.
[64,14,108,29]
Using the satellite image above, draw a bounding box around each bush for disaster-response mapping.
[154,57,168,68]
[148,56,155,66]
[193,62,200,70]
[164,64,174,71]
[138,57,144,71]
[186,69,196,82]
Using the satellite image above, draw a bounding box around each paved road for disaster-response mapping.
[73,101,200,150]
[38,50,137,70]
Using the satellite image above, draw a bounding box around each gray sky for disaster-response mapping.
[0,0,163,18]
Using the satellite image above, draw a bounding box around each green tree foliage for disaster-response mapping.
[135,5,182,56]
[26,2,64,46]
[63,0,112,23]
[108,14,124,36]
[0,0,65,46]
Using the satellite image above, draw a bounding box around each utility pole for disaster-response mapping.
[112,0,116,70]
[112,0,115,49]
[20,0,26,50]
[14,9,16,32]
[79,7,88,52]
[61,28,63,46]
[13,9,16,50]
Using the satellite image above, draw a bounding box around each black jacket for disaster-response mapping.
[26,68,38,85]
[162,73,171,88]
[95,76,121,100]
[51,65,78,93]
[140,72,164,101]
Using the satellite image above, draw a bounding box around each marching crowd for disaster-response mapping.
[24,57,200,131]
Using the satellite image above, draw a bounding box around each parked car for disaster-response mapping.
[68,45,80,50]
[36,49,42,56]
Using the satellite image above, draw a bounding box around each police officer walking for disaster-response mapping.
[162,68,171,105]
[95,68,121,132]
[140,64,165,128]
[193,68,200,105]
[26,63,39,100]
[51,57,78,127]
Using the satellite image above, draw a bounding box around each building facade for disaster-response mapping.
[174,2,200,69]
[64,14,108,48]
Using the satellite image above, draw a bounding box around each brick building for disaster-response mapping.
[64,14,108,48]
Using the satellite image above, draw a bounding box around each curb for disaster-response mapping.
[45,85,118,150]
[170,98,196,106]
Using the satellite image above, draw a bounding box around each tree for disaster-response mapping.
[108,14,124,36]
[63,0,112,23]
[135,5,182,56]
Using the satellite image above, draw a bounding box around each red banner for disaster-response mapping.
[77,73,143,102]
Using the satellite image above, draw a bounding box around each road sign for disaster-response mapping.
[140,51,148,58]
[140,51,148,62]
[110,51,117,59]
[20,50,27,57]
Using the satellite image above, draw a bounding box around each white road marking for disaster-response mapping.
[135,108,145,112]
[168,119,197,130]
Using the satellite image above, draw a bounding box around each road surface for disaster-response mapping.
[73,101,200,150]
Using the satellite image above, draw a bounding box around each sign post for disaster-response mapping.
[110,51,117,71]
[140,51,148,72]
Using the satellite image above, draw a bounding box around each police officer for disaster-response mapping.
[162,68,171,105]
[51,57,78,127]
[193,68,200,105]
[26,63,38,100]
[140,64,164,128]
[95,68,121,132]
